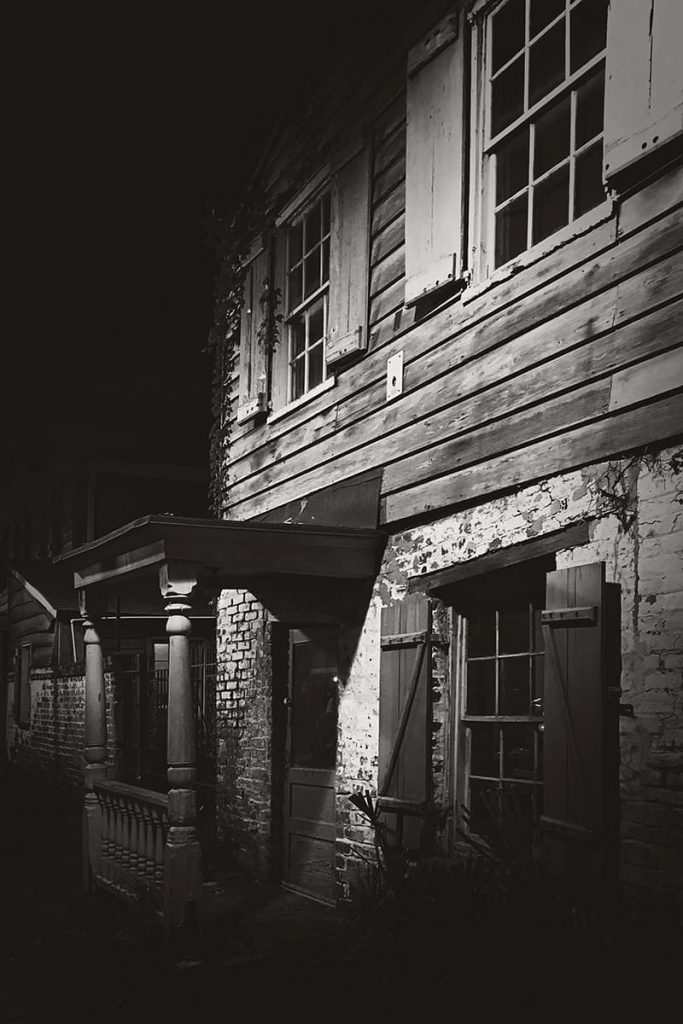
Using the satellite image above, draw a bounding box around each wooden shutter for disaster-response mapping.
[378,593,432,851]
[541,562,610,895]
[270,228,289,412]
[237,241,270,424]
[327,138,371,366]
[604,0,683,182]
[405,11,464,305]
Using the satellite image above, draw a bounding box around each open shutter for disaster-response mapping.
[541,562,609,895]
[378,592,432,851]
[405,11,464,305]
[327,137,371,366]
[604,0,683,183]
[236,241,270,424]
[270,228,289,413]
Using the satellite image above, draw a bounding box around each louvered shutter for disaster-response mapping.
[378,592,432,851]
[541,562,611,895]
[405,11,465,305]
[270,228,289,412]
[237,241,270,424]
[604,0,683,182]
[326,136,371,366]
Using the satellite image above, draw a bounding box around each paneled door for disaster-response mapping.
[283,627,339,903]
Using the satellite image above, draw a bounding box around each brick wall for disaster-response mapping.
[380,442,682,916]
[7,668,117,792]
[215,588,274,876]
[214,444,680,913]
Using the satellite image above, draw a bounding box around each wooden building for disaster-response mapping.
[205,0,683,916]
[56,0,681,933]
[1,455,213,789]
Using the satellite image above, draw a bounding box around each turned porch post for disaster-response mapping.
[160,561,202,942]
[80,590,107,890]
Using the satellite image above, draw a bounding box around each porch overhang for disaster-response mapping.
[55,514,385,594]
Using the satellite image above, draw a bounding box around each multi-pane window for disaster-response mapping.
[488,0,608,268]
[461,579,545,839]
[286,192,331,401]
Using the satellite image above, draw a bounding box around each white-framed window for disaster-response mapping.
[474,0,609,275]
[455,570,545,840]
[285,190,331,402]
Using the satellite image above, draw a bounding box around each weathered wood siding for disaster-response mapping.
[225,138,683,529]
[7,576,54,668]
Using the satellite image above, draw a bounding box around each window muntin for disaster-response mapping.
[461,583,545,839]
[286,192,331,402]
[488,0,608,269]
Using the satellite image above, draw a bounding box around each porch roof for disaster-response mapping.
[54,514,385,593]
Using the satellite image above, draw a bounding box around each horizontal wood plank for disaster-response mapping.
[373,123,405,178]
[371,181,405,237]
[370,244,405,298]
[369,277,405,327]
[371,212,405,266]
[373,153,406,207]
[381,391,683,523]
[227,258,682,511]
[373,92,405,147]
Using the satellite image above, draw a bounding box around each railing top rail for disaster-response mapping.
[94,779,169,810]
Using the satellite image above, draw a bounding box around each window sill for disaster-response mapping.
[268,375,336,424]
[462,199,616,307]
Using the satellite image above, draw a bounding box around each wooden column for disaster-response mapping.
[80,590,107,890]
[160,561,202,943]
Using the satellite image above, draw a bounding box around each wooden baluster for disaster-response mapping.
[114,793,124,884]
[144,805,156,884]
[133,803,145,877]
[154,808,165,891]
[100,793,111,881]
[121,796,131,877]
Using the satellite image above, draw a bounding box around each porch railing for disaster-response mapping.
[89,780,169,914]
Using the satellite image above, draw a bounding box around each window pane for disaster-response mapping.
[530,0,565,39]
[499,657,530,715]
[533,96,570,177]
[575,67,605,148]
[499,602,530,653]
[322,237,330,284]
[502,723,536,780]
[531,655,544,715]
[500,781,535,837]
[291,316,306,357]
[495,191,528,266]
[289,222,303,267]
[529,20,565,107]
[291,355,305,400]
[470,723,500,778]
[570,0,608,73]
[574,140,604,217]
[491,0,525,74]
[468,778,499,836]
[466,660,496,716]
[468,609,496,656]
[322,192,331,235]
[491,55,525,136]
[305,202,322,251]
[308,340,324,390]
[532,162,569,243]
[496,127,529,204]
[309,297,325,343]
[304,250,321,298]
[289,265,302,310]
[291,641,338,770]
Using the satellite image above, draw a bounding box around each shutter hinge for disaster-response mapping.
[541,606,597,627]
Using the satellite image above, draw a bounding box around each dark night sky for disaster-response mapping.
[4,3,395,498]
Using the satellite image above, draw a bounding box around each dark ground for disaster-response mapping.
[1,763,680,1022]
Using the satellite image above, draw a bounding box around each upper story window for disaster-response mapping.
[487,0,608,268]
[286,191,331,402]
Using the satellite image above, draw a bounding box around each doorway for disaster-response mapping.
[282,627,339,903]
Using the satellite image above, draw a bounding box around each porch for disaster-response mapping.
[55,514,383,941]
